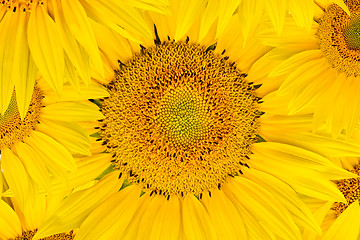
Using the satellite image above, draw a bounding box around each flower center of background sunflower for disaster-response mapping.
[14,230,75,240]
[331,165,360,216]
[0,86,42,150]
[2,0,46,13]
[100,41,260,199]
[343,14,360,50]
[317,0,360,77]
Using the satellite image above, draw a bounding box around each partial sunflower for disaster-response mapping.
[0,164,122,240]
[0,77,107,195]
[29,3,360,239]
[257,0,360,137]
[300,156,360,240]
[0,0,170,119]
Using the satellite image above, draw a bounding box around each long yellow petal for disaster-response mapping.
[74,186,141,240]
[53,0,91,85]
[173,0,205,40]
[149,196,181,240]
[36,120,91,156]
[201,188,247,239]
[0,12,15,114]
[238,0,264,43]
[42,83,109,105]
[182,195,218,240]
[288,0,314,30]
[25,130,77,172]
[13,141,51,192]
[228,177,302,240]
[244,168,321,234]
[40,101,103,122]
[33,171,123,240]
[264,0,286,34]
[323,201,360,240]
[1,148,31,211]
[12,10,38,119]
[27,4,64,92]
[62,0,104,78]
[0,200,22,239]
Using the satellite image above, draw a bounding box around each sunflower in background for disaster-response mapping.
[0,77,107,195]
[300,156,360,240]
[257,0,360,138]
[25,1,360,239]
[0,0,170,118]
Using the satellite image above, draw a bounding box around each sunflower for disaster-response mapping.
[0,165,122,240]
[257,0,360,137]
[24,2,360,239]
[300,156,360,240]
[0,77,107,195]
[0,0,170,118]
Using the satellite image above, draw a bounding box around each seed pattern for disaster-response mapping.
[100,41,261,198]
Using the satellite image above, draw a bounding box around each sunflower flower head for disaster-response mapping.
[100,40,261,198]
[317,0,360,77]
[0,86,42,149]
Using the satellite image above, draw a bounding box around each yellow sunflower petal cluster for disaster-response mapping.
[2,0,360,240]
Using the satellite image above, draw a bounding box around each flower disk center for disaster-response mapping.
[0,86,42,150]
[100,42,260,198]
[159,87,208,146]
[343,15,360,50]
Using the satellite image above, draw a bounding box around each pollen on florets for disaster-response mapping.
[100,41,261,198]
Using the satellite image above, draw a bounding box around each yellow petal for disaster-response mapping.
[288,0,314,30]
[1,148,31,211]
[173,0,206,40]
[13,141,51,192]
[12,10,38,119]
[0,200,22,239]
[25,130,76,172]
[42,83,109,105]
[264,0,286,34]
[74,186,141,240]
[268,50,322,77]
[40,101,103,122]
[244,168,321,234]
[149,196,181,240]
[201,189,247,239]
[238,0,264,43]
[323,201,360,240]
[228,177,302,240]
[36,120,91,156]
[53,0,91,85]
[182,195,218,240]
[27,4,64,92]
[61,0,104,78]
[0,12,16,114]
[33,172,123,240]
